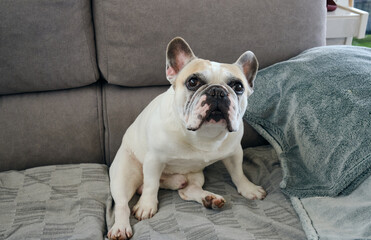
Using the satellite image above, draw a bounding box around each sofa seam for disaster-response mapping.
[88,0,105,164]
[102,83,110,165]
[81,0,99,81]
[103,0,109,81]
[96,81,106,164]
[101,1,110,165]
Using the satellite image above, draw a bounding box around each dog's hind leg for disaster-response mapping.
[108,147,143,240]
[178,171,225,209]
[136,173,188,195]
[160,173,188,190]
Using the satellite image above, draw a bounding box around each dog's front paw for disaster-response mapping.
[132,197,158,220]
[202,194,226,209]
[108,223,133,240]
[239,183,267,200]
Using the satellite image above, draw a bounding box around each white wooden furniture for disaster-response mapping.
[326,4,369,45]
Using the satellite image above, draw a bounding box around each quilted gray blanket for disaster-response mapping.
[3,147,367,239]
[0,148,306,240]
[0,164,110,239]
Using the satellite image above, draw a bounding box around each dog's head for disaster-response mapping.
[166,37,258,132]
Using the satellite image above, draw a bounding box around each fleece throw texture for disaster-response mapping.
[245,46,371,198]
[293,175,371,240]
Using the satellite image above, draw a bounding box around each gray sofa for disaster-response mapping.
[0,1,326,239]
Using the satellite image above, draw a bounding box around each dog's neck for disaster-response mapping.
[175,111,230,151]
[185,125,229,151]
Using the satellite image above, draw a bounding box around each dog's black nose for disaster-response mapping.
[206,86,228,99]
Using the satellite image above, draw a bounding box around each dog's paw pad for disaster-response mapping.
[202,195,225,209]
[108,224,133,240]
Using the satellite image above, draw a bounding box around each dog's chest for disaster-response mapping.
[162,149,231,174]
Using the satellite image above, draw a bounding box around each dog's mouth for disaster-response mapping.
[206,109,225,122]
[187,106,231,132]
[186,93,237,132]
[203,105,234,132]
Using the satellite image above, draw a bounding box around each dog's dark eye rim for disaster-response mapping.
[185,75,205,91]
[228,80,245,95]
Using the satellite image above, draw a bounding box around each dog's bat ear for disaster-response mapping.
[166,37,196,84]
[235,51,259,89]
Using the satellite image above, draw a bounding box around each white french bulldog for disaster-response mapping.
[108,37,266,240]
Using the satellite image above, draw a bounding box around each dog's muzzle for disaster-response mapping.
[185,85,239,132]
[204,86,230,123]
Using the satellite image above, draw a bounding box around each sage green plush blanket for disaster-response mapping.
[245,46,371,198]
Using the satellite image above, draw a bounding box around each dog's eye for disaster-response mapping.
[229,81,245,95]
[186,77,202,91]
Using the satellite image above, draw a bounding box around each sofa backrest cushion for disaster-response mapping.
[94,0,326,87]
[0,84,105,171]
[0,0,99,95]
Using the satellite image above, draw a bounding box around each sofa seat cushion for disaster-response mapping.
[0,163,110,240]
